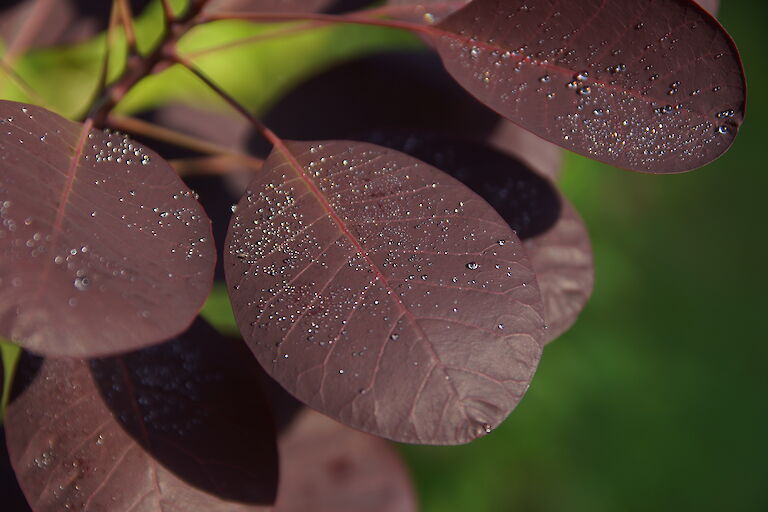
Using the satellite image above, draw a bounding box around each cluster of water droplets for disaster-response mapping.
[435,1,741,170]
[87,129,150,167]
[226,142,543,440]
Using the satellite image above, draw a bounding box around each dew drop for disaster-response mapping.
[74,276,90,291]
[466,262,479,270]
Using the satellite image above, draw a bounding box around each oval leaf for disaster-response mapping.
[524,199,593,343]
[429,0,745,172]
[362,134,593,342]
[225,140,545,445]
[4,319,278,511]
[0,101,215,357]
[275,408,418,512]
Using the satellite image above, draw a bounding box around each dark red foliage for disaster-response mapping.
[430,0,745,172]
[357,134,593,343]
[0,101,215,358]
[274,409,418,512]
[225,140,545,444]
[0,0,749,509]
[4,319,278,512]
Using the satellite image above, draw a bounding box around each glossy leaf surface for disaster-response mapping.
[0,101,215,357]
[225,140,545,445]
[363,134,593,342]
[275,408,418,512]
[257,50,563,176]
[430,0,745,172]
[4,319,278,512]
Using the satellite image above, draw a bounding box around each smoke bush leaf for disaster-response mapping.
[429,0,745,172]
[361,134,593,343]
[4,319,278,511]
[225,140,546,445]
[0,101,215,357]
[275,408,418,512]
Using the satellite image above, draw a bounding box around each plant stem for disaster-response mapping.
[160,0,177,23]
[169,155,263,176]
[93,1,122,99]
[87,0,211,125]
[170,52,285,151]
[183,20,328,59]
[117,0,138,54]
[107,114,263,167]
[0,59,45,104]
[4,0,56,63]
[199,10,432,36]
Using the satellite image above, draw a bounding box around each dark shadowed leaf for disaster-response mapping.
[0,0,151,52]
[4,319,278,511]
[256,52,499,148]
[0,427,32,512]
[275,408,418,512]
[362,134,593,343]
[385,0,469,23]
[225,140,545,445]
[428,0,745,172]
[203,0,334,14]
[0,101,215,357]
[254,51,562,180]
[255,365,417,511]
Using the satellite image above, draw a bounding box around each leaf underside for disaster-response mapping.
[4,319,278,512]
[0,101,215,357]
[431,0,745,172]
[225,140,546,445]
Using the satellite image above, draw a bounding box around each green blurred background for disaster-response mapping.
[2,1,766,511]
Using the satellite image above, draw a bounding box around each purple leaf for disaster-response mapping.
[524,199,593,343]
[0,101,215,358]
[275,408,418,512]
[4,319,278,511]
[361,134,593,343]
[429,0,745,172]
[225,140,545,445]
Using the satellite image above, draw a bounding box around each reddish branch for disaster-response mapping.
[83,1,431,171]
